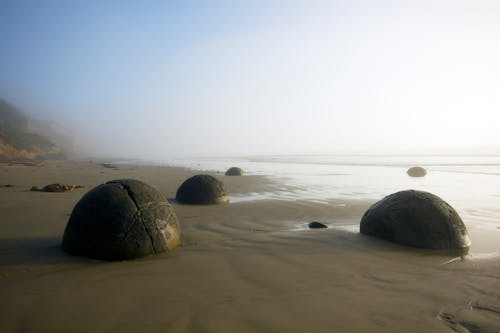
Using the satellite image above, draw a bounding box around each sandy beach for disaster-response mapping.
[1,160,499,333]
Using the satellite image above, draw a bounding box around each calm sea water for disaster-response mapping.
[162,154,500,236]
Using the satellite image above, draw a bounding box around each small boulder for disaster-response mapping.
[43,184,73,192]
[407,166,427,177]
[360,190,470,250]
[225,167,244,176]
[31,183,74,192]
[308,221,328,229]
[176,175,229,204]
[62,179,180,260]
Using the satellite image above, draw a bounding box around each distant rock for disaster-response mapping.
[31,183,84,192]
[176,174,229,204]
[225,167,244,176]
[31,183,73,192]
[101,163,119,170]
[308,221,328,229]
[360,190,470,250]
[62,179,180,260]
[407,166,427,177]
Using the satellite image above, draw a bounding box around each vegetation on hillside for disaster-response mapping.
[0,98,64,160]
[0,99,29,128]
[0,122,55,151]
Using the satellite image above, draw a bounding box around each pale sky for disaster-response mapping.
[1,0,499,158]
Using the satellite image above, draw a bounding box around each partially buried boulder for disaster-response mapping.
[360,190,470,250]
[62,179,180,261]
[308,221,328,229]
[31,183,75,192]
[176,174,229,204]
[225,167,244,176]
[407,166,427,177]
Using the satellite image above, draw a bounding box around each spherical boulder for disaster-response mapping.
[225,167,244,176]
[176,174,229,204]
[407,166,427,177]
[360,190,470,250]
[62,179,181,261]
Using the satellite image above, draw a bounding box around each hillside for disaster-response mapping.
[0,99,65,161]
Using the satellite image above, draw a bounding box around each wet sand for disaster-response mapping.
[1,160,499,332]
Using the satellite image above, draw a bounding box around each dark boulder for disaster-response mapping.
[308,221,328,229]
[360,190,470,250]
[176,175,229,204]
[62,179,180,260]
[407,166,427,177]
[225,167,244,176]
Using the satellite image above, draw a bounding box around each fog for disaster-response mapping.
[1,0,499,159]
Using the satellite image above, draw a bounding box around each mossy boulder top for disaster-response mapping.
[225,167,244,176]
[407,166,427,177]
[360,190,470,250]
[62,179,180,261]
[176,174,229,204]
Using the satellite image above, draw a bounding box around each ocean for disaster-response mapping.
[159,154,500,254]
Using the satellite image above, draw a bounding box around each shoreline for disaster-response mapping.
[1,160,499,332]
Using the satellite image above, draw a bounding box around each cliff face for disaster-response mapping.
[0,99,65,161]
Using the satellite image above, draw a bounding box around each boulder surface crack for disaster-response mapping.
[119,183,157,253]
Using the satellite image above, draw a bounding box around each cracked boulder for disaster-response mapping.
[407,166,427,177]
[176,174,229,204]
[225,167,244,176]
[62,179,181,261]
[360,190,470,250]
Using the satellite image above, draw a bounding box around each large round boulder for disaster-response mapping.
[176,174,229,204]
[225,167,244,176]
[360,190,470,250]
[62,179,181,261]
[407,166,427,177]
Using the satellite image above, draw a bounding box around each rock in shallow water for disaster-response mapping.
[176,174,229,204]
[62,179,181,261]
[407,166,427,177]
[225,167,244,176]
[308,221,328,229]
[360,190,470,250]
